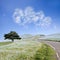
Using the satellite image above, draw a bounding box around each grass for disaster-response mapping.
[0,39,56,60]
[0,42,12,46]
[45,38,60,42]
[34,43,56,60]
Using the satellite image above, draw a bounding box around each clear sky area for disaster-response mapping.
[0,0,60,40]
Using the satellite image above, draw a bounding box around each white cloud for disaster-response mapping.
[13,7,52,27]
[36,11,45,20]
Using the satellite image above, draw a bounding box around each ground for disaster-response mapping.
[0,38,56,60]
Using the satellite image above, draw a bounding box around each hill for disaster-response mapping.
[44,33,60,41]
[21,34,33,38]
[0,39,56,60]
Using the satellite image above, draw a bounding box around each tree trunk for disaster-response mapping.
[12,39,14,42]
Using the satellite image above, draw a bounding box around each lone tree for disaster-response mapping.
[4,31,21,42]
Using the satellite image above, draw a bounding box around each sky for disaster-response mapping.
[0,0,60,40]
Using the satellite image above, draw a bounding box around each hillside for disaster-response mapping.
[0,39,56,60]
[46,33,60,38]
[21,34,33,38]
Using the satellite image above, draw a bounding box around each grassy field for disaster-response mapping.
[0,42,12,46]
[0,39,56,60]
[34,43,56,60]
[45,38,60,42]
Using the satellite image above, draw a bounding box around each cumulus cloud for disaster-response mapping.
[13,7,52,27]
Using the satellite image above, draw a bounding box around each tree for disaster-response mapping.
[40,34,45,37]
[4,31,21,42]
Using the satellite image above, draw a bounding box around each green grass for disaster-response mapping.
[0,39,56,60]
[0,42,12,46]
[34,43,56,60]
[45,38,60,42]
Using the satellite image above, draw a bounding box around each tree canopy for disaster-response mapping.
[4,31,21,42]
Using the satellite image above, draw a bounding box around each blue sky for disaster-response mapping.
[0,0,60,40]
